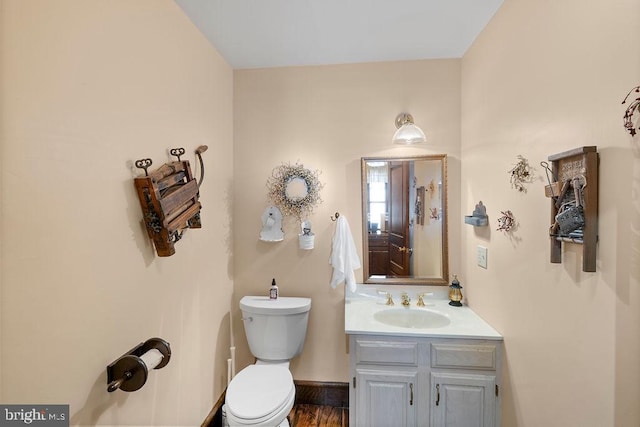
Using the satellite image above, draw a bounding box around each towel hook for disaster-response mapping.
[330,212,340,221]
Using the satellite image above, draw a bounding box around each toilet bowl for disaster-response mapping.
[225,364,295,426]
[224,296,311,427]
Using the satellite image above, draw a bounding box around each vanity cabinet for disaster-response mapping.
[356,368,418,426]
[430,372,496,426]
[349,335,502,427]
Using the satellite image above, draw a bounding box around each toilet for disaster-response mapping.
[224,295,311,427]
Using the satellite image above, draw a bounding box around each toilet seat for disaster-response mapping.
[226,364,295,426]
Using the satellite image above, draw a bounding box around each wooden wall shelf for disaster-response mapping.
[547,146,599,272]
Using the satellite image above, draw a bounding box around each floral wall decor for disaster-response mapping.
[266,162,324,221]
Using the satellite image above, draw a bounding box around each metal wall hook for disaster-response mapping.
[135,158,153,176]
[170,147,185,161]
[331,212,340,221]
[195,145,208,188]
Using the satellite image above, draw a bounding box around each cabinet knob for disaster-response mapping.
[435,384,440,406]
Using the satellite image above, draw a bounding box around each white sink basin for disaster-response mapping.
[373,308,451,329]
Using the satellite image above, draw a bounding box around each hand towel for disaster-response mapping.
[330,216,361,292]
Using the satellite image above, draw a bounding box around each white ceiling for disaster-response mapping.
[175,0,503,69]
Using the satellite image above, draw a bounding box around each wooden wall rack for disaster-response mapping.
[134,147,206,257]
[547,146,599,272]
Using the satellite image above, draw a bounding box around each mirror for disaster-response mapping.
[361,155,449,285]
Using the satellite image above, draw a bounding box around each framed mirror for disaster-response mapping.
[361,155,449,285]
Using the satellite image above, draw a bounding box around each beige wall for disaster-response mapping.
[0,1,233,425]
[233,60,462,381]
[461,0,640,426]
[3,1,639,426]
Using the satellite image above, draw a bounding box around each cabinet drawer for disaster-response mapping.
[355,339,418,366]
[431,343,496,370]
[368,235,388,248]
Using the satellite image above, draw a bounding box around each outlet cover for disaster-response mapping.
[477,246,488,269]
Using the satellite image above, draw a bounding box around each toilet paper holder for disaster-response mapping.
[106,337,171,393]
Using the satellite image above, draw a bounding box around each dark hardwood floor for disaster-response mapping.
[288,404,348,427]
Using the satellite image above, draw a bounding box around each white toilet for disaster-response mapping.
[225,295,311,427]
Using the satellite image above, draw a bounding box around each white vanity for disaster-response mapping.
[345,286,503,427]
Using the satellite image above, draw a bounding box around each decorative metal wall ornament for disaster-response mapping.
[496,210,516,232]
[622,85,640,136]
[508,155,534,192]
[266,162,324,220]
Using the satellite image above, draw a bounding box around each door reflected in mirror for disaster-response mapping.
[361,155,449,285]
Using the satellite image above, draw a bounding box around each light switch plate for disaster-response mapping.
[477,246,488,269]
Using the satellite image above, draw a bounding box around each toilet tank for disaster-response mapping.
[240,296,311,362]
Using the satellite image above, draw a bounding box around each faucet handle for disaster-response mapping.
[416,292,434,307]
[377,290,394,306]
[400,292,411,307]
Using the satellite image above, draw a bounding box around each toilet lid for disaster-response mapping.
[226,365,294,421]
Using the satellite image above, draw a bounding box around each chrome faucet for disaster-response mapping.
[401,292,411,307]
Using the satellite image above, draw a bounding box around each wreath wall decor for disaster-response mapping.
[266,162,324,220]
[508,155,533,193]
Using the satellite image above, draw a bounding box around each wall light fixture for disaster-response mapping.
[392,113,426,145]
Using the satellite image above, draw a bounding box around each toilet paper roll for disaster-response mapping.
[140,348,164,371]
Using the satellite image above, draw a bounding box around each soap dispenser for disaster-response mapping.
[448,274,463,307]
[269,278,279,300]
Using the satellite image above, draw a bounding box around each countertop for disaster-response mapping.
[344,285,502,340]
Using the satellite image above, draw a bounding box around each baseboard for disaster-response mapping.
[201,390,225,427]
[201,381,349,427]
[294,380,350,408]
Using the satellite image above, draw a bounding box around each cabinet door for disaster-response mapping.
[356,368,418,427]
[430,372,496,427]
[369,246,389,275]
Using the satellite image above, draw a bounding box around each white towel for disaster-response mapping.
[329,216,361,292]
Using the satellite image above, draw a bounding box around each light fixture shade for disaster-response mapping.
[392,123,427,144]
[392,113,427,144]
